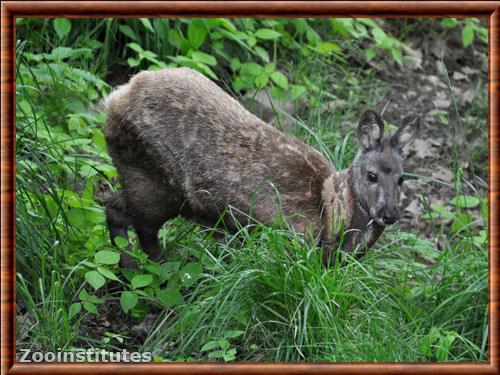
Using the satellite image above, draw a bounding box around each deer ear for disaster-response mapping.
[357,109,384,150]
[391,113,420,151]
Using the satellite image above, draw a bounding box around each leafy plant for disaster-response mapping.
[419,327,458,361]
[201,330,245,362]
[440,18,488,47]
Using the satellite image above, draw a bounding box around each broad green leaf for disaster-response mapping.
[441,18,458,28]
[194,63,218,80]
[191,51,216,66]
[391,48,404,66]
[114,236,129,249]
[127,57,141,68]
[219,18,236,32]
[144,262,166,278]
[131,274,153,289]
[270,71,288,89]
[290,84,306,100]
[53,18,71,39]
[66,207,103,227]
[208,350,225,359]
[92,129,107,151]
[134,289,148,297]
[51,47,91,61]
[218,339,230,351]
[419,334,432,356]
[254,46,269,63]
[95,250,120,265]
[204,18,222,30]
[188,20,207,49]
[141,50,158,61]
[230,58,241,71]
[139,18,155,33]
[430,203,447,213]
[201,340,219,352]
[83,301,98,314]
[85,271,105,290]
[264,62,276,74]
[233,76,254,91]
[223,348,237,362]
[255,28,282,40]
[271,86,285,100]
[157,287,184,307]
[372,27,393,49]
[79,289,89,301]
[254,74,269,89]
[68,303,81,319]
[481,199,488,221]
[365,48,376,61]
[452,213,473,233]
[247,36,257,47]
[118,24,137,40]
[473,230,487,246]
[436,331,457,361]
[461,26,474,47]
[97,267,120,281]
[316,42,340,55]
[127,42,144,53]
[180,262,203,287]
[168,29,185,49]
[120,291,138,313]
[162,261,181,274]
[411,237,440,262]
[240,62,263,76]
[306,28,321,43]
[449,195,480,208]
[224,330,244,339]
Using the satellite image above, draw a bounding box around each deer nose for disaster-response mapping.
[382,213,398,225]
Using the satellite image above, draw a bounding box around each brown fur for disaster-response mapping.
[104,68,419,267]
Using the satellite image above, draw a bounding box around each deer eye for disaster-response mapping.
[367,172,378,183]
[398,176,404,186]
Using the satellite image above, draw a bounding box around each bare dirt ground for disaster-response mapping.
[387,25,488,241]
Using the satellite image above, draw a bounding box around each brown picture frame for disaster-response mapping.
[2,1,499,374]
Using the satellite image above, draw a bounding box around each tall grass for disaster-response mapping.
[141,220,487,362]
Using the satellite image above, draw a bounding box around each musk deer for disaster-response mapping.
[104,68,420,267]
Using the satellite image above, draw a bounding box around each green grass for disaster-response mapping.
[15,17,488,362]
[139,221,487,362]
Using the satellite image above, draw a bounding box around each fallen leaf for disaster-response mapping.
[461,66,476,76]
[431,166,455,182]
[461,89,475,104]
[411,139,435,159]
[453,71,468,81]
[405,198,423,216]
[405,48,423,70]
[426,75,445,88]
[433,91,451,109]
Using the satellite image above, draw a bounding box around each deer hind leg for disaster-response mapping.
[122,167,184,264]
[105,191,131,246]
[105,191,138,268]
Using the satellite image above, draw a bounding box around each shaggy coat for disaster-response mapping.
[104,68,419,266]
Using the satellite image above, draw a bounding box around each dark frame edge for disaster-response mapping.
[3,1,500,18]
[489,5,500,374]
[1,2,15,375]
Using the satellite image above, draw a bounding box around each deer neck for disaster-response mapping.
[346,165,385,250]
[320,171,353,242]
[346,166,373,228]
